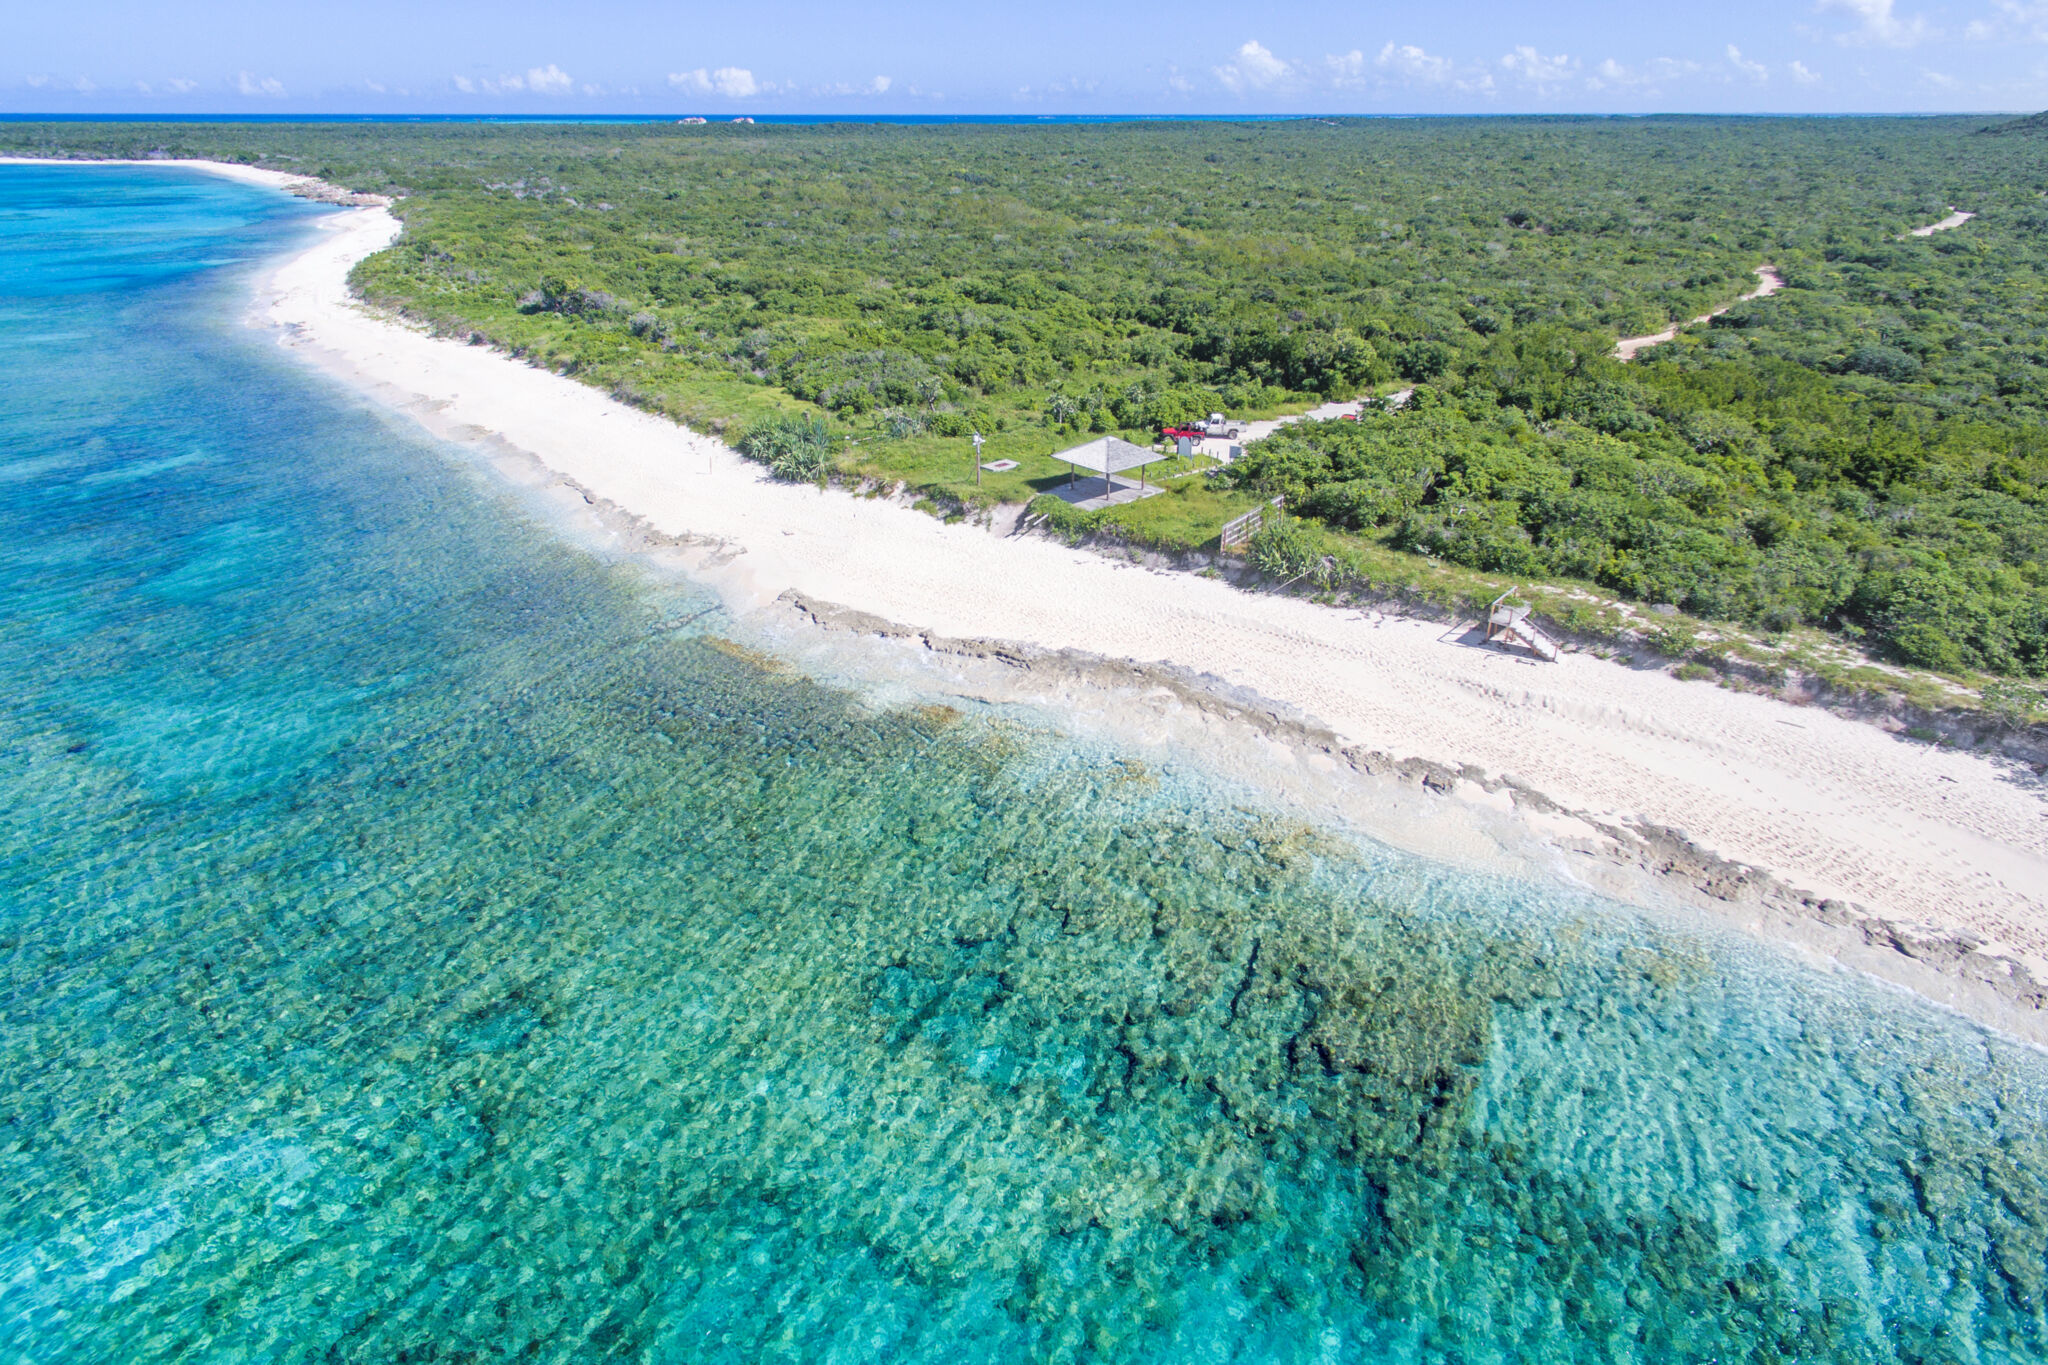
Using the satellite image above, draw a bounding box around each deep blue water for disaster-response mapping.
[2,163,2047,1363]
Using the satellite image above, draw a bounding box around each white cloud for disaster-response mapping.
[366,80,386,93]
[711,67,758,97]
[1165,64,1195,93]
[1375,42,1455,85]
[1333,41,1496,93]
[525,63,572,94]
[237,71,284,97]
[450,65,573,96]
[1789,59,1823,82]
[1015,75,1098,101]
[1973,0,2048,40]
[1214,40,1291,93]
[668,66,760,98]
[1500,45,1579,91]
[1325,49,1367,86]
[813,74,893,96]
[24,74,48,89]
[1817,0,1935,46]
[1920,67,1958,85]
[1583,55,1701,90]
[1726,44,1770,81]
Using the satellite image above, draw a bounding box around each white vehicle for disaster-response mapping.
[1198,412,1243,439]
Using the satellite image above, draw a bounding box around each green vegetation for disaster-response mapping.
[1246,515,1340,588]
[1984,110,2048,137]
[736,411,835,482]
[5,115,2043,675]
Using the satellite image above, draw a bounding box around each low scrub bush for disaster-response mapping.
[1980,679,2048,730]
[1027,493,1100,543]
[737,413,835,483]
[1247,517,1338,588]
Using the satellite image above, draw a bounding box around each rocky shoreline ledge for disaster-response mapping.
[451,438,2048,1042]
[776,585,2048,1037]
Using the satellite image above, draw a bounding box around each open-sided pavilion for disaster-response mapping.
[1048,436,1171,510]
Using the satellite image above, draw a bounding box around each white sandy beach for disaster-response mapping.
[247,203,2047,972]
[16,160,2040,996]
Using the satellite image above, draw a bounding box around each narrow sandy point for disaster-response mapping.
[0,156,389,206]
[1614,266,1784,361]
[4,156,294,191]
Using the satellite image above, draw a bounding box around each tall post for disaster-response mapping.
[971,431,984,488]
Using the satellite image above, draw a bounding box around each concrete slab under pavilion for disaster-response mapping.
[1042,475,1167,512]
[1045,436,1171,510]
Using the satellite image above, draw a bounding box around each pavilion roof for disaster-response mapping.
[1051,436,1167,475]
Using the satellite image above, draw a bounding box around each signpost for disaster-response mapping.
[971,432,984,487]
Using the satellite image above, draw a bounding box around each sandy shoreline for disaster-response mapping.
[13,158,2047,1035]
[260,207,2047,996]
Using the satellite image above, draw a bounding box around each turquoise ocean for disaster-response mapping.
[2,164,2046,1363]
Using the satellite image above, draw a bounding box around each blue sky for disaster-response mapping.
[6,0,2041,115]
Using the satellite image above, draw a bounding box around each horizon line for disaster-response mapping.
[0,109,2028,122]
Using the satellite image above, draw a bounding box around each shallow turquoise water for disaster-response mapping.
[2,164,2046,1363]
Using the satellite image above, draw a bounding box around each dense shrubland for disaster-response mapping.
[1220,165,2048,674]
[6,114,2043,673]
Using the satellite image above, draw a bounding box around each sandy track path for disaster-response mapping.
[1614,267,1784,361]
[1908,208,1976,236]
[1614,206,1976,360]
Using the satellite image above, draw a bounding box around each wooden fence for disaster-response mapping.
[1220,496,1285,549]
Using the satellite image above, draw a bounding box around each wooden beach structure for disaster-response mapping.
[1049,436,1171,511]
[1485,590,1560,661]
[1220,496,1286,550]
